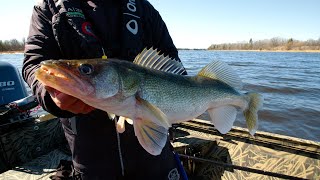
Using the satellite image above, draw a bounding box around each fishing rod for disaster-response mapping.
[178,154,308,180]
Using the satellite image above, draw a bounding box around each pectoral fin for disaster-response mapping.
[134,120,168,155]
[136,96,170,128]
[208,106,237,134]
[133,96,170,155]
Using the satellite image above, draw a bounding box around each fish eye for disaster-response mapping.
[79,64,94,75]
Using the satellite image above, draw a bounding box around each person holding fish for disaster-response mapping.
[24,0,264,179]
[23,0,188,179]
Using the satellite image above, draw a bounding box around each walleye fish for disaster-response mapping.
[35,48,263,155]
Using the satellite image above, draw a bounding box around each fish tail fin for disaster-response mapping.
[243,93,264,136]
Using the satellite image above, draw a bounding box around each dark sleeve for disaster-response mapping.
[142,1,189,72]
[143,1,187,75]
[23,1,74,118]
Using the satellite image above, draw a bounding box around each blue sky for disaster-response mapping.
[0,0,319,49]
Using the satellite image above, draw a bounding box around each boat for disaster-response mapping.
[0,61,319,179]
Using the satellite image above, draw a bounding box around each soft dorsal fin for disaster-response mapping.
[134,48,186,75]
[197,60,243,89]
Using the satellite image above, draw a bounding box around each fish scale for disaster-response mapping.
[139,73,242,123]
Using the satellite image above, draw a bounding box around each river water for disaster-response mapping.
[0,51,319,142]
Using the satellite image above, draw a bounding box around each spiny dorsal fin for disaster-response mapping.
[197,60,243,89]
[134,48,186,75]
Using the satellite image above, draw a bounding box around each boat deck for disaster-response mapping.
[0,149,70,180]
[1,119,319,179]
[172,119,320,179]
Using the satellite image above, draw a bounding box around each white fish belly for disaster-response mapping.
[156,98,210,124]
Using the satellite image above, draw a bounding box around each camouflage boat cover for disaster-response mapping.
[0,149,70,180]
[0,118,319,180]
[0,118,69,175]
[172,119,320,180]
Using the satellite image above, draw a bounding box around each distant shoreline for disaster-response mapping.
[0,51,23,54]
[207,49,320,53]
[178,49,320,53]
[2,49,320,54]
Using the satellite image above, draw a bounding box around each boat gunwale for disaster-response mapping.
[174,119,320,159]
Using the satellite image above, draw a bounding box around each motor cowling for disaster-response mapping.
[0,61,28,106]
[0,61,38,124]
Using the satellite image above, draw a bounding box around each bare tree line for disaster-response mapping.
[0,39,25,52]
[208,37,320,51]
[2,37,320,52]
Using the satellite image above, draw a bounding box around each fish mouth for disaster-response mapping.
[40,65,68,80]
[36,63,94,97]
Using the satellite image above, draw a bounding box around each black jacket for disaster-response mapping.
[23,0,184,179]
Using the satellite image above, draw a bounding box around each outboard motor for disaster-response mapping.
[0,61,38,125]
[0,61,65,174]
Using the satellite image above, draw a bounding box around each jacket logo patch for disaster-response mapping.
[87,1,97,11]
[126,19,138,35]
[67,7,85,19]
[168,168,180,180]
[124,0,139,35]
[81,22,97,38]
